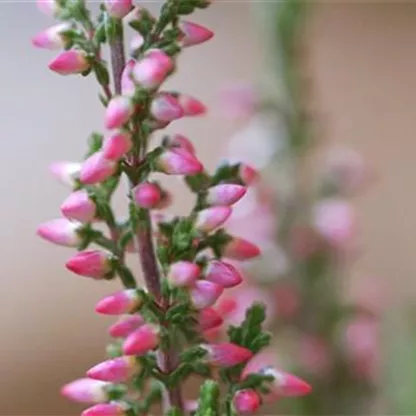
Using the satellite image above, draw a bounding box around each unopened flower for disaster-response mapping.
[80,151,117,185]
[122,324,160,356]
[239,163,259,185]
[150,93,183,122]
[105,96,135,129]
[32,22,71,50]
[166,134,196,155]
[222,237,261,260]
[178,94,206,116]
[202,342,253,367]
[205,260,243,288]
[105,0,132,19]
[87,356,138,383]
[108,315,144,338]
[198,307,223,331]
[95,289,142,315]
[66,250,112,279]
[195,206,232,232]
[179,21,214,47]
[156,149,203,175]
[60,190,96,223]
[61,378,111,404]
[82,402,128,416]
[132,182,162,209]
[233,389,261,415]
[102,131,132,161]
[121,59,136,96]
[133,50,173,89]
[206,184,246,206]
[49,161,81,187]
[37,218,82,247]
[167,261,200,287]
[125,5,155,26]
[36,0,61,17]
[190,280,224,309]
[49,50,90,75]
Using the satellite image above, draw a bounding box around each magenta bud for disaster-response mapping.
[80,151,117,185]
[121,59,136,96]
[178,94,206,117]
[206,184,246,206]
[105,0,133,19]
[190,280,224,309]
[132,182,162,209]
[49,161,81,187]
[201,342,253,367]
[262,368,312,397]
[205,260,243,288]
[195,206,232,232]
[233,389,261,415]
[60,190,96,223]
[32,22,71,50]
[222,237,261,260]
[179,21,214,47]
[122,324,160,356]
[37,218,82,247]
[108,315,144,338]
[66,250,112,279]
[198,307,223,331]
[96,289,142,315]
[102,131,133,161]
[156,149,203,175]
[105,96,135,130]
[87,356,138,383]
[167,134,196,155]
[61,378,111,404]
[49,50,90,75]
[239,164,259,185]
[82,402,127,416]
[36,0,61,17]
[167,261,200,287]
[150,93,184,122]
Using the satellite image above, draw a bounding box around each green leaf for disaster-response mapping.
[84,132,103,158]
[93,61,110,87]
[195,380,220,416]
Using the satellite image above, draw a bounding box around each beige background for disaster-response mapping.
[1,2,415,414]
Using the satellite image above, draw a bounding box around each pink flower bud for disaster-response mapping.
[130,34,144,53]
[190,280,224,309]
[202,342,253,367]
[37,218,82,247]
[49,161,81,187]
[178,94,206,116]
[156,149,203,175]
[121,59,136,96]
[105,96,135,129]
[105,0,132,19]
[198,307,223,331]
[168,261,200,287]
[87,356,137,382]
[132,51,173,89]
[66,250,112,279]
[263,368,312,397]
[179,21,214,47]
[195,206,232,232]
[60,190,96,223]
[80,151,117,185]
[36,0,61,17]
[239,163,259,185]
[102,131,132,161]
[61,378,111,404]
[108,315,144,338]
[233,390,261,415]
[167,134,196,155]
[132,182,162,209]
[206,184,247,206]
[96,290,142,315]
[205,260,243,288]
[82,403,127,416]
[125,6,156,26]
[122,324,160,356]
[150,93,184,122]
[49,50,90,75]
[222,237,261,260]
[32,23,71,50]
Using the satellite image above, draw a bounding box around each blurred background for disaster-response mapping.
[1,1,416,414]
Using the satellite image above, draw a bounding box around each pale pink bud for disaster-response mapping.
[96,289,142,315]
[132,51,173,89]
[132,182,162,209]
[122,324,160,356]
[198,307,223,331]
[150,93,184,122]
[66,250,112,279]
[87,356,137,382]
[61,378,111,404]
[239,163,259,186]
[105,96,135,129]
[121,59,136,96]
[37,218,82,247]
[263,368,312,397]
[105,0,132,19]
[82,403,127,416]
[233,390,261,415]
[178,94,206,116]
[195,206,232,232]
[80,151,117,185]
[49,50,90,75]
[108,315,144,338]
[205,260,243,288]
[222,237,261,260]
[156,149,203,175]
[202,342,253,367]
[168,261,200,287]
[190,280,224,309]
[206,184,246,206]
[130,34,144,53]
[36,0,61,17]
[144,49,173,71]
[102,131,132,161]
[167,134,196,155]
[32,23,71,50]
[60,190,96,223]
[179,21,214,47]
[49,161,81,187]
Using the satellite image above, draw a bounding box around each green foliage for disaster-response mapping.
[195,380,220,416]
